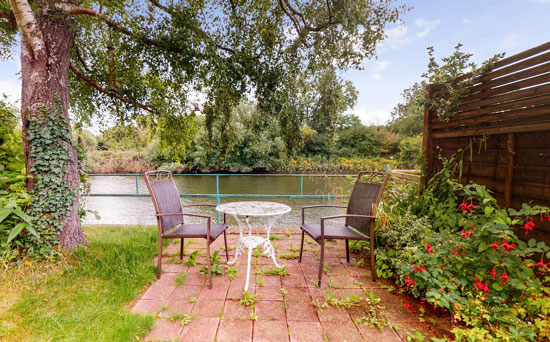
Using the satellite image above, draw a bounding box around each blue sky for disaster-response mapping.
[1,0,549,126]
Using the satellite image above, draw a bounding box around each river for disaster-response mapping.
[83,175,355,227]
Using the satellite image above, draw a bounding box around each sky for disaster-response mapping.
[1,0,549,127]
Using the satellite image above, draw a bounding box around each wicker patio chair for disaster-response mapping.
[299,171,390,285]
[144,170,229,288]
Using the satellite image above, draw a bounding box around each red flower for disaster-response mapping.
[468,202,475,212]
[405,274,415,287]
[522,219,535,235]
[474,276,490,294]
[462,251,465,257]
[521,293,524,298]
[441,264,446,270]
[500,241,515,252]
[491,268,497,280]
[534,258,546,268]
[505,242,515,252]
[459,200,469,212]
[461,230,468,238]
[490,241,500,251]
[405,302,417,313]
[425,243,434,254]
[452,248,458,255]
[500,271,509,283]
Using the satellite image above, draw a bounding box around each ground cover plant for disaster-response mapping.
[367,158,550,341]
[0,225,159,341]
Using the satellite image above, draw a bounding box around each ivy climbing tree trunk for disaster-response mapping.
[12,0,86,251]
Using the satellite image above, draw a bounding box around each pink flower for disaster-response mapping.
[490,241,500,251]
[534,258,546,268]
[459,201,469,212]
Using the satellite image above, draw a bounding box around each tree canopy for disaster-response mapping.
[2,0,407,154]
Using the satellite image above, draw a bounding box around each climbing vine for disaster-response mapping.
[422,44,504,123]
[24,98,76,260]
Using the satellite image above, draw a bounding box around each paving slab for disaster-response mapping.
[133,231,452,342]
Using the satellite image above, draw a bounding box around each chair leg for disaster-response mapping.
[206,239,212,289]
[180,238,184,260]
[223,231,229,262]
[157,237,163,279]
[370,237,377,281]
[345,239,350,264]
[317,238,325,287]
[298,230,305,263]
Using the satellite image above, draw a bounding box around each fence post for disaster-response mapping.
[216,175,220,223]
[135,175,139,196]
[422,84,435,186]
[300,175,303,196]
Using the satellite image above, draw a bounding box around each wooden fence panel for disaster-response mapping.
[424,42,550,241]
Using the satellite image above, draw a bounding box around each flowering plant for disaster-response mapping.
[378,167,550,341]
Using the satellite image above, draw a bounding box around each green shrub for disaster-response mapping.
[375,158,550,341]
[0,99,33,259]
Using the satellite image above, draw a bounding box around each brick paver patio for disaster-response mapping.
[131,227,454,341]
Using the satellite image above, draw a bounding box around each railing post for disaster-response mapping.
[216,175,220,223]
[135,175,139,196]
[300,175,303,196]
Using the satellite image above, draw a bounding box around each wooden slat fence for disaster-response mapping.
[423,42,550,241]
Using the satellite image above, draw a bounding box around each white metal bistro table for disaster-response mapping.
[216,201,291,291]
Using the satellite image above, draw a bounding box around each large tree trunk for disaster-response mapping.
[16,0,86,250]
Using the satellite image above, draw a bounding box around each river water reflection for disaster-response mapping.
[83,175,355,227]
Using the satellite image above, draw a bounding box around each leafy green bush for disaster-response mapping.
[375,159,550,341]
[0,99,35,259]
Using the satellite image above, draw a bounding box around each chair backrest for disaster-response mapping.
[345,171,390,235]
[144,170,183,233]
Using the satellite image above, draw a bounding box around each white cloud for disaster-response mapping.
[371,59,392,80]
[378,24,410,52]
[353,108,392,125]
[415,18,441,38]
[0,80,21,107]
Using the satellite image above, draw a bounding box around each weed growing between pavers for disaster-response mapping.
[279,252,299,259]
[256,265,288,276]
[198,251,224,278]
[255,274,264,286]
[239,291,258,306]
[227,266,237,280]
[168,313,193,327]
[174,273,187,286]
[313,288,391,333]
[183,250,199,266]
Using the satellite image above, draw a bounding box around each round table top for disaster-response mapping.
[216,201,291,217]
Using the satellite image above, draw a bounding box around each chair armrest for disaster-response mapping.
[181,203,217,208]
[320,214,377,221]
[301,204,347,225]
[156,213,212,237]
[319,214,377,240]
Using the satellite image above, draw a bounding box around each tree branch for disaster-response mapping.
[147,0,173,15]
[277,0,302,34]
[69,62,154,114]
[9,0,45,58]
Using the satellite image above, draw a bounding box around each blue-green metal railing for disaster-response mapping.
[87,173,355,222]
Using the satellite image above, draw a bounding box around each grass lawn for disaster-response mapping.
[0,225,160,342]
